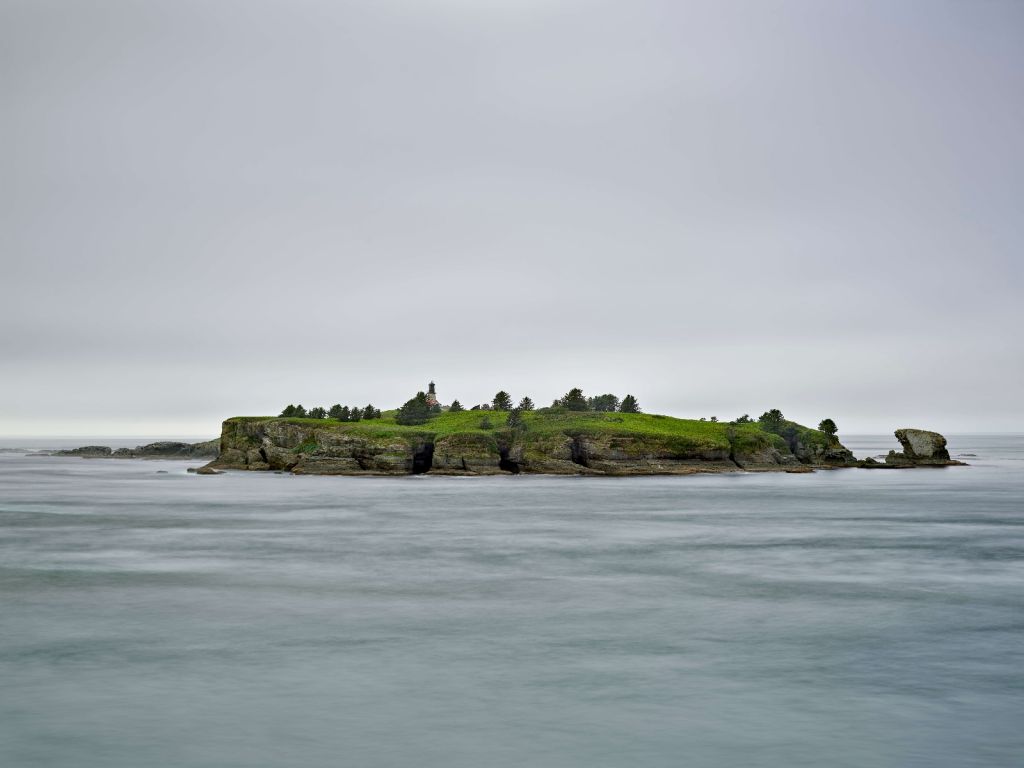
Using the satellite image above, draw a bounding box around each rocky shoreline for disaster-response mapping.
[41,424,964,477]
[199,420,963,477]
[45,440,219,460]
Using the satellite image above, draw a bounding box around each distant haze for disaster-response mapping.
[2,0,1022,437]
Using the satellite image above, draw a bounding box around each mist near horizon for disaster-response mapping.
[3,0,1022,436]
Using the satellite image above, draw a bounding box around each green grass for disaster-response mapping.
[225,410,807,452]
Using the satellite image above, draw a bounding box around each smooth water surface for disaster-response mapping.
[1,436,1022,767]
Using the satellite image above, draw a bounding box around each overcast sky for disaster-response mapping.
[2,0,1022,438]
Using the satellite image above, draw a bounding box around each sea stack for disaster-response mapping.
[885,429,963,466]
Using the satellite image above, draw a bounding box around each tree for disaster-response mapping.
[363,404,379,419]
[280,404,297,417]
[350,406,362,422]
[449,400,464,412]
[818,418,838,439]
[735,414,752,424]
[560,388,589,411]
[396,392,434,425]
[759,409,785,433]
[293,404,307,418]
[308,406,327,419]
[470,404,481,411]
[588,394,620,412]
[328,404,344,420]
[619,394,640,413]
[492,391,513,411]
[479,416,493,430]
[518,396,534,411]
[709,416,718,422]
[506,407,525,431]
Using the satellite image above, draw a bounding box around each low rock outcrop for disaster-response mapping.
[52,439,219,459]
[52,445,113,457]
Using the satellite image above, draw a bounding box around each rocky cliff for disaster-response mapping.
[204,413,863,477]
[883,428,964,467]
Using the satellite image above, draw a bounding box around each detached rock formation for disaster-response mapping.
[883,428,964,467]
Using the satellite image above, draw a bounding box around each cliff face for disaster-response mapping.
[215,419,413,474]
[207,415,858,476]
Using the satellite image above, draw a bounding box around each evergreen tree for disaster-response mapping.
[518,396,534,411]
[363,404,378,419]
[506,407,526,432]
[735,414,752,424]
[479,415,493,430]
[470,404,481,411]
[308,406,327,419]
[709,416,718,422]
[492,391,513,411]
[449,400,464,413]
[396,392,434,425]
[338,406,351,422]
[328,404,344,420]
[293,404,307,418]
[818,418,838,439]
[759,409,785,433]
[350,406,362,422]
[588,394,620,412]
[560,388,588,411]
[280,404,297,417]
[619,394,640,413]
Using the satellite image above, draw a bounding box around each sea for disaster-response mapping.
[1,435,1021,768]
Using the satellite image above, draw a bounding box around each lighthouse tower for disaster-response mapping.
[425,381,439,408]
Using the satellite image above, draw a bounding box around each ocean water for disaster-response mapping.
[1,435,1022,768]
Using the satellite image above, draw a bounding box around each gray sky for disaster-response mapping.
[2,0,1022,437]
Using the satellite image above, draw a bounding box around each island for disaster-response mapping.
[41,384,963,476]
[197,384,962,476]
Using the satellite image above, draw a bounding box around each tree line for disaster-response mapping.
[756,409,838,441]
[460,391,535,412]
[279,403,382,421]
[449,389,641,414]
[280,394,838,440]
[391,387,643,427]
[549,388,640,413]
[681,410,837,439]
